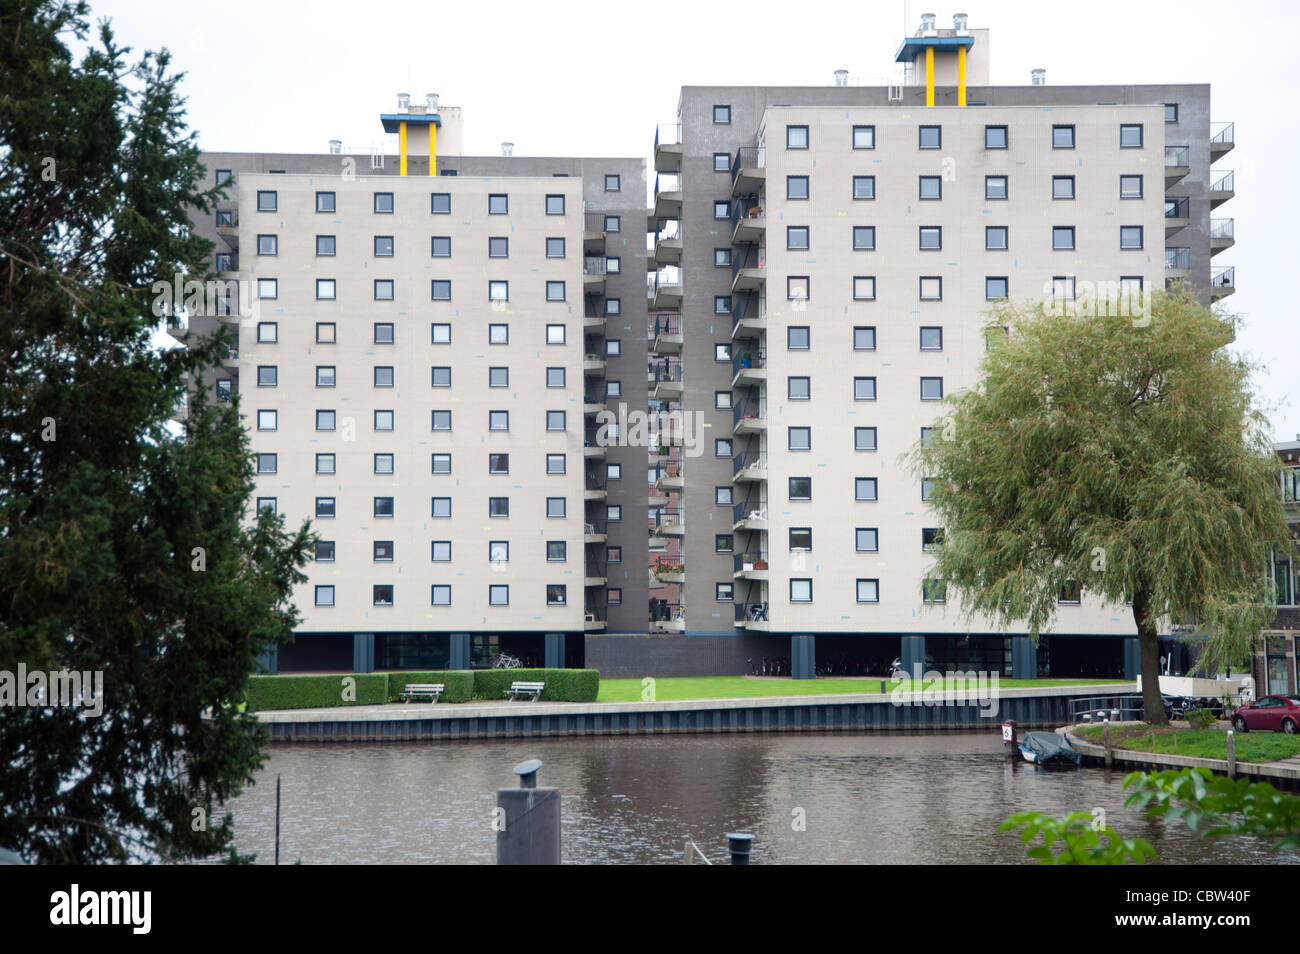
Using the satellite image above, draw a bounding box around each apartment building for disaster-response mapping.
[1252,442,1300,695]
[634,13,1237,679]
[174,96,649,672]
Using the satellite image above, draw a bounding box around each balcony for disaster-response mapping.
[734,601,770,631]
[653,228,682,268]
[584,484,608,502]
[732,450,767,483]
[1164,246,1191,280]
[584,609,607,632]
[731,295,766,339]
[583,522,607,544]
[653,173,682,219]
[651,314,682,354]
[583,256,607,295]
[654,123,683,173]
[648,270,682,311]
[653,555,685,584]
[654,461,684,493]
[732,551,770,580]
[731,145,766,197]
[731,197,765,245]
[583,354,607,377]
[583,395,604,416]
[730,348,766,389]
[656,508,685,537]
[1209,170,1234,208]
[731,246,765,293]
[649,600,685,633]
[1210,217,1235,254]
[647,491,670,508]
[1211,265,1235,299]
[583,442,606,459]
[656,417,684,447]
[1164,145,1190,186]
[732,398,765,435]
[1164,197,1189,235]
[585,569,608,588]
[732,503,768,533]
[651,358,683,400]
[583,211,606,254]
[1210,122,1234,161]
[215,210,239,248]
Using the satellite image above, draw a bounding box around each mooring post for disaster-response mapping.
[1226,729,1236,779]
[274,774,281,866]
[1002,720,1017,758]
[726,832,754,865]
[497,758,561,865]
[1103,720,1113,769]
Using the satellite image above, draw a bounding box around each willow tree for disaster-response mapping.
[909,290,1292,724]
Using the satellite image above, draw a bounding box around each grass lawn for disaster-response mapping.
[596,676,1129,704]
[1074,723,1300,763]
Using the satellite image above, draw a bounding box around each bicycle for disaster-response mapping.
[491,652,522,669]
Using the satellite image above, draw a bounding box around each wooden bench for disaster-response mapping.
[401,683,444,703]
[506,681,545,702]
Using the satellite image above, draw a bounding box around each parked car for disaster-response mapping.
[1230,695,1300,734]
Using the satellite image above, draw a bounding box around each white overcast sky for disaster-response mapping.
[95,0,1299,440]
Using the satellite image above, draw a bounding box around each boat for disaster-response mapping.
[1018,731,1083,766]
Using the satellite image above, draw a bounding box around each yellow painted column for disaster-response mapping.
[399,121,408,176]
[925,47,935,107]
[958,46,967,106]
[429,123,437,176]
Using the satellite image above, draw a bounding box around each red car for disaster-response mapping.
[1231,695,1300,734]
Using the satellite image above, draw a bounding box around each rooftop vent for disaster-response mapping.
[834,69,849,86]
[397,92,410,111]
[427,93,439,111]
[1031,68,1046,86]
[920,12,936,31]
[328,139,341,154]
[953,12,968,30]
[501,142,514,157]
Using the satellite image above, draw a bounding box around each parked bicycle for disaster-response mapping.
[491,652,522,669]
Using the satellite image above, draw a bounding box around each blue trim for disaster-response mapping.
[380,113,441,133]
[894,36,975,62]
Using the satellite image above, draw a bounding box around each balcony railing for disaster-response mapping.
[654,172,681,198]
[1164,247,1191,270]
[584,521,607,536]
[651,314,680,338]
[1210,218,1234,240]
[584,211,605,233]
[584,256,607,276]
[1211,170,1235,193]
[1211,266,1235,290]
[732,145,765,175]
[732,450,766,476]
[731,347,766,379]
[656,508,684,533]
[654,123,682,148]
[647,269,681,302]
[1164,145,1190,167]
[1282,468,1300,504]
[732,398,763,429]
[731,294,763,324]
[649,600,684,624]
[1211,122,1234,146]
[1164,197,1188,219]
[732,502,768,526]
[732,552,770,573]
[734,602,769,624]
[649,358,682,383]
[731,196,765,236]
[731,245,764,285]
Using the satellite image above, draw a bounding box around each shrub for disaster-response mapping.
[472,668,599,702]
[386,670,474,704]
[245,673,389,712]
[1186,708,1218,731]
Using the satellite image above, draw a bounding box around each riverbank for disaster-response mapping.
[1063,723,1300,785]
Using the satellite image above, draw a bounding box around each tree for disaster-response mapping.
[909,290,1292,724]
[0,0,312,862]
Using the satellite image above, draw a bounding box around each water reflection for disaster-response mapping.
[226,733,1298,865]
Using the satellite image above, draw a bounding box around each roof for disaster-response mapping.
[895,35,976,63]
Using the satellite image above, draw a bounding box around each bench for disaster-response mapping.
[401,683,444,703]
[506,681,545,702]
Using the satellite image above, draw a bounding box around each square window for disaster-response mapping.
[715,583,733,602]
[546,367,565,389]
[545,194,565,215]
[546,324,565,345]
[257,234,277,256]
[431,496,451,518]
[257,322,278,343]
[855,477,877,501]
[715,390,733,409]
[851,276,876,301]
[605,381,621,398]
[985,226,1008,250]
[1120,175,1143,199]
[431,409,451,431]
[489,236,509,258]
[215,210,234,227]
[918,125,941,149]
[373,279,393,301]
[432,453,451,474]
[256,190,277,212]
[316,453,335,475]
[431,280,451,301]
[312,190,335,213]
[715,534,734,553]
[856,579,879,603]
[920,377,943,401]
[788,377,810,401]
[920,426,935,446]
[371,322,393,344]
[789,528,812,551]
[1120,225,1144,249]
[786,124,809,149]
[316,409,336,431]
[488,367,509,389]
[489,410,509,431]
[919,226,941,250]
[921,479,936,501]
[315,278,336,300]
[985,125,1008,149]
[315,540,335,561]
[488,496,509,518]
[430,323,450,344]
[606,505,622,523]
[1059,581,1082,604]
[374,192,394,213]
[714,247,733,267]
[604,215,620,232]
[788,426,811,451]
[489,540,510,564]
[1164,104,1178,123]
[315,366,336,389]
[788,326,810,350]
[546,281,566,302]
[431,585,451,606]
[488,324,508,345]
[374,541,394,562]
[853,227,875,250]
[923,580,947,604]
[852,176,875,200]
[985,276,1008,300]
[256,409,277,431]
[374,366,394,388]
[374,235,394,257]
[431,541,451,562]
[787,276,810,301]
[315,497,335,518]
[488,453,509,475]
[922,527,944,551]
[430,236,452,258]
[919,176,941,200]
[605,339,621,356]
[315,585,335,607]
[547,541,566,561]
[215,252,233,272]
[606,463,622,481]
[713,295,731,315]
[546,237,565,258]
[790,579,813,603]
[1120,124,1143,148]
[713,105,731,124]
[853,125,875,150]
[715,439,732,458]
[316,235,336,256]
[605,297,622,316]
[606,256,620,274]
[489,280,509,302]
[1052,227,1075,250]
[431,192,451,214]
[256,452,277,474]
[713,200,729,219]
[1052,276,1076,301]
[854,427,877,452]
[604,174,621,191]
[713,152,731,172]
[257,365,278,387]
[1052,176,1075,200]
[489,194,509,215]
[855,528,878,552]
[985,176,1007,200]
[919,276,942,301]
[1052,125,1075,149]
[787,175,809,200]
[374,409,395,431]
[789,476,812,500]
[787,226,810,250]
[853,327,876,351]
[716,487,733,506]
[853,377,876,401]
[547,584,567,606]
[920,326,943,351]
[542,410,566,433]
[257,278,277,300]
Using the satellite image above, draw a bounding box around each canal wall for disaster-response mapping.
[258,685,1124,743]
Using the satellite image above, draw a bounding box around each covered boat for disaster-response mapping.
[1018,731,1082,766]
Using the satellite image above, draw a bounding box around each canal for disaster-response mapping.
[226,733,1298,864]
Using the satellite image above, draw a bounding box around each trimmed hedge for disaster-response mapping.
[246,673,389,712]
[472,668,599,703]
[387,670,474,704]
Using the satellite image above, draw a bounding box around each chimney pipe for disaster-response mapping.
[397,92,410,111]
[1031,68,1046,86]
[328,139,341,154]
[427,93,439,111]
[920,12,936,32]
[501,142,514,157]
[834,69,849,87]
[953,12,968,30]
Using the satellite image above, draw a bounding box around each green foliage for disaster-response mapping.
[999,811,1157,865]
[1186,709,1218,731]
[0,2,313,863]
[1124,768,1300,852]
[244,674,388,712]
[386,670,474,704]
[472,669,599,702]
[909,291,1293,724]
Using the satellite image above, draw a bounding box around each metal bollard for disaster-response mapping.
[497,758,561,865]
[726,832,754,865]
[1226,729,1236,779]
